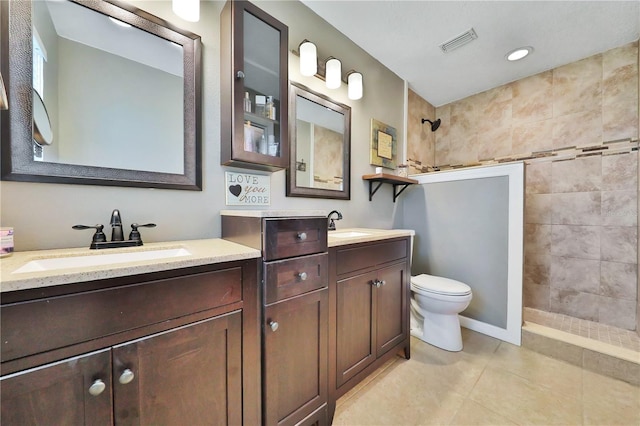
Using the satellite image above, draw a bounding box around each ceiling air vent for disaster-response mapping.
[439,28,478,53]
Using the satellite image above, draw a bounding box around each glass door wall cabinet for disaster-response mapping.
[221,0,289,171]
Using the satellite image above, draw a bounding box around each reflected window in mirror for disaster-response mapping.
[287,82,351,200]
[1,0,202,190]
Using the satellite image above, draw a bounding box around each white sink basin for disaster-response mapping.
[13,248,191,274]
[329,231,370,238]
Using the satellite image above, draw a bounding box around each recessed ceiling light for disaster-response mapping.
[109,17,131,28]
[506,46,533,61]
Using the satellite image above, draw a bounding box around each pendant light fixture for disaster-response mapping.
[347,71,363,100]
[325,57,342,89]
[173,0,199,22]
[299,40,317,77]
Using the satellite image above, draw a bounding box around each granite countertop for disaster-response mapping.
[0,239,261,293]
[327,228,414,247]
[1,228,414,293]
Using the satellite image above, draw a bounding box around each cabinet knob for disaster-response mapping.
[298,272,308,281]
[372,279,385,288]
[236,70,245,79]
[88,379,106,396]
[296,232,307,241]
[268,320,279,332]
[119,368,135,385]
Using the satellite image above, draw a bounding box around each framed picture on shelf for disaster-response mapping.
[369,118,397,169]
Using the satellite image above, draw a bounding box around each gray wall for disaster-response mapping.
[402,176,510,329]
[0,1,405,251]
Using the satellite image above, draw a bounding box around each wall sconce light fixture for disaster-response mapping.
[173,0,199,22]
[293,40,363,99]
[299,40,317,77]
[346,71,363,100]
[0,73,8,110]
[325,57,342,89]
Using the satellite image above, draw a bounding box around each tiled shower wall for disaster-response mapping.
[407,41,639,330]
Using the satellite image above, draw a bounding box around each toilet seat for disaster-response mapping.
[411,274,471,296]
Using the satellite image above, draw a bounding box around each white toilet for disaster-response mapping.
[410,274,472,352]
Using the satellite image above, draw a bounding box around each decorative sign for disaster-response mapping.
[369,118,397,169]
[225,171,270,206]
[377,130,393,159]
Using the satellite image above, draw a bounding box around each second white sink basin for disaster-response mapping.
[329,231,370,238]
[13,248,191,274]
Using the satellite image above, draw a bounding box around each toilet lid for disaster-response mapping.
[411,274,472,296]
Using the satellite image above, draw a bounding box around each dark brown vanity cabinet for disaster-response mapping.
[222,215,328,426]
[1,260,260,426]
[328,238,411,419]
[220,0,289,171]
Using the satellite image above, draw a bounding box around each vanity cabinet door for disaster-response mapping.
[375,262,408,357]
[112,312,243,426]
[263,289,328,426]
[220,0,289,171]
[334,257,409,387]
[335,271,376,388]
[1,349,113,426]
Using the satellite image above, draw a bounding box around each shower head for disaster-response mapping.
[421,118,441,132]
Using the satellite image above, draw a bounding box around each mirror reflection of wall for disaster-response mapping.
[32,0,184,173]
[295,95,344,191]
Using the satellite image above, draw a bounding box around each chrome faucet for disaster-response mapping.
[110,209,124,241]
[327,210,343,231]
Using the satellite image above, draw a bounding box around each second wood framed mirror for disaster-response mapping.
[286,82,351,200]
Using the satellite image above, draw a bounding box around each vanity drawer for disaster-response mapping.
[336,239,408,276]
[265,253,328,304]
[264,217,327,261]
[1,267,243,363]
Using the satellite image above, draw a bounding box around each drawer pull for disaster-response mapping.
[298,272,308,281]
[268,320,279,332]
[372,279,385,288]
[88,379,106,396]
[296,232,307,241]
[119,369,135,385]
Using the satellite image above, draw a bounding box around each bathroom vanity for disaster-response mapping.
[1,226,413,426]
[0,240,262,425]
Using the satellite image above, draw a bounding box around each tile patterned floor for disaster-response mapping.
[524,307,640,353]
[333,330,640,425]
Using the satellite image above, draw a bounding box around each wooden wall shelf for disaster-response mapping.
[362,173,419,202]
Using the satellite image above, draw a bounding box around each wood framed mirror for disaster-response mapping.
[0,0,202,190]
[286,82,351,200]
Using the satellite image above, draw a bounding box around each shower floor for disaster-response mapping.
[523,307,640,353]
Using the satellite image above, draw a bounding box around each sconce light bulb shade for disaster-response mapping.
[347,72,363,100]
[0,73,7,110]
[299,41,317,77]
[325,58,342,89]
[173,0,199,22]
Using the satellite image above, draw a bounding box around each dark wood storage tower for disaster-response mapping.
[222,214,329,425]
